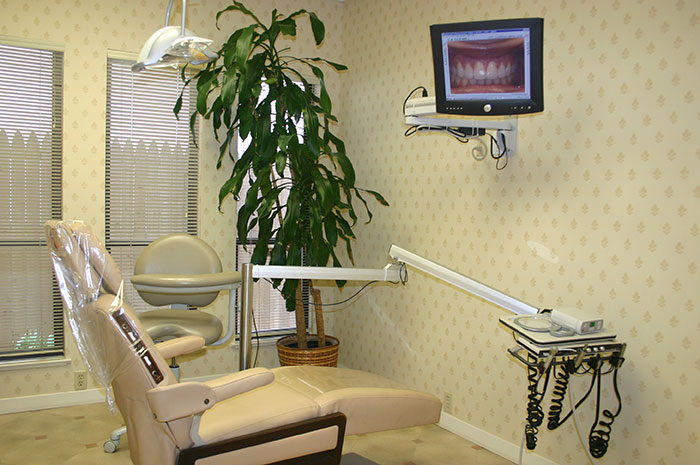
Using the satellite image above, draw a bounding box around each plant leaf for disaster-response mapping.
[363,188,390,206]
[277,17,297,37]
[277,134,294,151]
[331,148,355,186]
[221,69,239,107]
[173,94,182,118]
[323,215,338,246]
[235,25,256,65]
[308,64,331,115]
[216,1,262,29]
[306,56,347,71]
[308,12,325,45]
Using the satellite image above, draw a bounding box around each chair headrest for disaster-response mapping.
[45,220,124,298]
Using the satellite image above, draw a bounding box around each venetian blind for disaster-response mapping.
[105,57,198,311]
[0,42,64,359]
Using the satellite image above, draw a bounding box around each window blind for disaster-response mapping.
[0,43,64,359]
[105,57,198,311]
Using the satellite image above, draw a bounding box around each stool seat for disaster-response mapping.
[140,309,223,345]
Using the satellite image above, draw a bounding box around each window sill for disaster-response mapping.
[233,332,294,348]
[0,356,72,372]
[233,337,278,348]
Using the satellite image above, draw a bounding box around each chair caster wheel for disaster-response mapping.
[103,439,119,453]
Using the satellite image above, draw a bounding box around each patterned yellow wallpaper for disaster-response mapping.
[2,0,699,464]
[0,0,345,396]
[328,0,700,464]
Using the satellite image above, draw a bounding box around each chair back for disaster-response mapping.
[45,220,193,465]
[134,233,223,307]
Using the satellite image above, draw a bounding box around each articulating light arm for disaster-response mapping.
[238,262,404,369]
[237,246,535,370]
[388,245,538,316]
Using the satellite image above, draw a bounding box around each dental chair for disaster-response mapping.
[46,220,442,465]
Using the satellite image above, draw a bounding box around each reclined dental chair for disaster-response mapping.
[46,220,442,465]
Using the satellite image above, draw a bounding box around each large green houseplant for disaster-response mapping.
[178,1,387,358]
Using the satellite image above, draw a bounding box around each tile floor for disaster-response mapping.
[0,403,514,465]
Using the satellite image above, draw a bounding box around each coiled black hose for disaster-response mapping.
[547,360,597,431]
[547,363,570,430]
[589,365,622,458]
[524,356,551,450]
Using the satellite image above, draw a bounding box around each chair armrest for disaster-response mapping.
[147,368,274,422]
[155,336,205,359]
[203,368,274,400]
[131,271,242,289]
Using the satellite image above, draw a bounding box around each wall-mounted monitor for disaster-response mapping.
[430,18,544,116]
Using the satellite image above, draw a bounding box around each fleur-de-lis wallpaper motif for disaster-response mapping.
[2,1,699,464]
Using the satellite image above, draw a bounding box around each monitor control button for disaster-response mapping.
[484,104,492,113]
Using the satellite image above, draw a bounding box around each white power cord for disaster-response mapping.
[518,429,526,465]
[569,379,596,465]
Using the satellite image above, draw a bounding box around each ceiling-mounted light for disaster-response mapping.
[132,0,217,72]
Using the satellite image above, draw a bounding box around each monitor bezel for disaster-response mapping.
[430,18,544,116]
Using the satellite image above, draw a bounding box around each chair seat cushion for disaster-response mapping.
[140,309,223,345]
[197,382,321,443]
[272,366,442,435]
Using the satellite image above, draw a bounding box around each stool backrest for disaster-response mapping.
[134,233,223,307]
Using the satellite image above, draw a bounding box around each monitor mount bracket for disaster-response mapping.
[404,96,518,158]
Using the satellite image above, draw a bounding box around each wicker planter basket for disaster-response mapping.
[276,334,339,367]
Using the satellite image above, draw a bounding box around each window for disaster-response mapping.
[105,56,198,310]
[0,41,64,360]
[236,82,313,337]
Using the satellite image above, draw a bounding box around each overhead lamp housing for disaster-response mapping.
[132,0,217,72]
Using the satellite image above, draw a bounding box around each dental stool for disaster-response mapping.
[46,220,442,465]
[105,233,242,452]
[132,233,242,372]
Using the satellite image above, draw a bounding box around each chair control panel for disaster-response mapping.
[113,309,165,384]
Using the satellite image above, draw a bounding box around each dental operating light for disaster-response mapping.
[132,0,217,72]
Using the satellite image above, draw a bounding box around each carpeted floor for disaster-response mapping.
[0,403,514,465]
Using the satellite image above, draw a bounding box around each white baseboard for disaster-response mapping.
[0,373,221,415]
[439,412,560,465]
[0,388,106,414]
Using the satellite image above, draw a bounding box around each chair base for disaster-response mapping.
[103,425,126,453]
[340,453,381,465]
[177,413,347,465]
[103,359,180,454]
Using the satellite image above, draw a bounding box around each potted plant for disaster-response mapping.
[178,1,387,365]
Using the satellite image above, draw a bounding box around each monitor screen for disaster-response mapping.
[430,18,544,116]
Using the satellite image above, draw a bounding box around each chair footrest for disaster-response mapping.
[177,413,347,465]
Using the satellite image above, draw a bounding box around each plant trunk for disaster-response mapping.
[294,283,307,349]
[310,283,326,348]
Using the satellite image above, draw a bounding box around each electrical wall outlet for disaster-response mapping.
[443,392,453,414]
[74,371,87,390]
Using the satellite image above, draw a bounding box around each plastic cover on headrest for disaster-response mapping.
[44,220,133,411]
